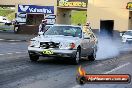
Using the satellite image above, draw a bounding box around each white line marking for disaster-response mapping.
[15,51,27,54]
[8,40,21,42]
[7,53,13,55]
[15,52,22,54]
[72,85,81,88]
[0,39,4,41]
[10,43,17,45]
[0,52,26,56]
[0,54,4,56]
[104,62,130,74]
[8,40,16,42]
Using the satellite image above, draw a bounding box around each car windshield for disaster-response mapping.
[45,26,51,30]
[125,31,132,36]
[44,26,82,38]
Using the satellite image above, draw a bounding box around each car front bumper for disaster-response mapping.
[28,47,77,57]
[122,39,132,43]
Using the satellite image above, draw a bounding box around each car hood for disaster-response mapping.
[38,35,81,43]
[123,35,132,38]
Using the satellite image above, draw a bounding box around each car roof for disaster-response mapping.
[52,24,81,27]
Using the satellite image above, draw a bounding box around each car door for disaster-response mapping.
[89,33,97,52]
[81,28,92,57]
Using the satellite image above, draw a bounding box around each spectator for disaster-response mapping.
[39,19,47,32]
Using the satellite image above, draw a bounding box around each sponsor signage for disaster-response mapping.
[126,2,132,10]
[57,0,88,8]
[18,5,54,14]
[45,15,56,25]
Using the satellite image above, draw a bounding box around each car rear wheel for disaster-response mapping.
[72,49,81,64]
[88,48,96,61]
[29,54,39,62]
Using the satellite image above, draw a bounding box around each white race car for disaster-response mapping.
[122,30,132,43]
[28,24,98,64]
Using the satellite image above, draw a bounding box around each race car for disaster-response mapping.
[122,30,132,43]
[28,24,98,64]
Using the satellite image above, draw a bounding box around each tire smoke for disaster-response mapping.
[96,35,119,60]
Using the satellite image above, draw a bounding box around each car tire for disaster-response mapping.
[72,49,81,64]
[29,54,39,62]
[88,48,96,61]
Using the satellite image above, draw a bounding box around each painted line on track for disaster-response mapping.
[15,52,23,54]
[0,39,4,41]
[0,38,27,42]
[0,51,27,56]
[104,62,130,74]
[7,53,13,55]
[0,54,4,56]
[72,85,81,88]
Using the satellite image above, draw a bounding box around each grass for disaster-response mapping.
[7,12,15,20]
[0,9,15,20]
[71,10,87,25]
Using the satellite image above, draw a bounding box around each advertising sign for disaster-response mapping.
[18,5,54,14]
[45,15,56,25]
[126,2,132,10]
[57,0,88,8]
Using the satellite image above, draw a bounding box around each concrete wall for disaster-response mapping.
[87,0,130,32]
[129,11,132,30]
[56,8,71,24]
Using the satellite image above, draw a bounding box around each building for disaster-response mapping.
[0,0,132,34]
[87,0,131,35]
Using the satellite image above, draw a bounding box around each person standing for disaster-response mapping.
[39,19,47,32]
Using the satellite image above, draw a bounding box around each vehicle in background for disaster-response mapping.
[120,31,126,36]
[28,24,98,64]
[0,16,12,25]
[122,30,132,43]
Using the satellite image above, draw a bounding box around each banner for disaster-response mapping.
[126,2,132,10]
[57,0,88,8]
[18,5,54,14]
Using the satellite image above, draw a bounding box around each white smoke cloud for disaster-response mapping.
[96,35,119,60]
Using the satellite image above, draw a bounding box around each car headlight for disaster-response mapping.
[59,43,76,49]
[69,43,76,49]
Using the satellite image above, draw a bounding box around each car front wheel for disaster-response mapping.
[72,49,81,64]
[29,53,39,62]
